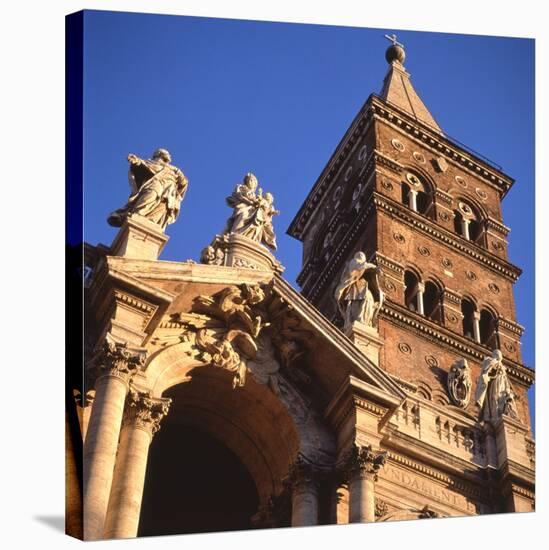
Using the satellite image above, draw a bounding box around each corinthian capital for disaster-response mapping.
[286,454,322,490]
[340,444,387,482]
[89,334,147,384]
[123,387,171,437]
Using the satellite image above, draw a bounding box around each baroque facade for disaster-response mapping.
[66,37,535,540]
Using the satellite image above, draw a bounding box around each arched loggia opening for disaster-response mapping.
[479,308,498,348]
[139,421,259,536]
[404,270,421,313]
[134,361,301,536]
[461,298,478,342]
[423,281,442,323]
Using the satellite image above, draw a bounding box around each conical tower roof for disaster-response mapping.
[380,35,443,135]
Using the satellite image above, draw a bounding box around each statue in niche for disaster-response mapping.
[447,357,472,408]
[475,349,519,422]
[108,148,188,230]
[224,172,280,250]
[334,251,384,331]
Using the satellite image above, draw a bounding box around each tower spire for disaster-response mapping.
[379,34,443,134]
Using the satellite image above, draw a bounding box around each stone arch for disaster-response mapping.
[138,341,336,504]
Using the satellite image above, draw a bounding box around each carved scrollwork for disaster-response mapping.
[375,498,389,519]
[398,342,412,355]
[466,270,477,281]
[87,333,146,385]
[167,283,314,392]
[488,282,500,294]
[413,151,426,164]
[339,444,387,482]
[447,358,472,408]
[446,312,458,324]
[441,257,453,269]
[391,138,405,152]
[123,386,171,436]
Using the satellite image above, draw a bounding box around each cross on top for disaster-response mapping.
[384,33,404,48]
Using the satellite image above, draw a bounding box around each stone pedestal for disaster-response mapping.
[345,322,384,367]
[110,214,169,261]
[225,233,284,273]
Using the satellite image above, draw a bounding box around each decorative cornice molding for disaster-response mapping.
[385,451,483,499]
[369,97,514,196]
[497,317,525,337]
[380,301,534,385]
[373,193,521,282]
[486,217,511,237]
[373,252,405,276]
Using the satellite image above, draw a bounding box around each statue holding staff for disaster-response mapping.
[108,148,188,231]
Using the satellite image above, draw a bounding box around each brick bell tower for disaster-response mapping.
[288,35,534,513]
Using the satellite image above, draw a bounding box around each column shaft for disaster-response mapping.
[83,375,128,540]
[291,482,319,526]
[417,283,425,316]
[409,189,418,212]
[349,473,375,523]
[103,424,152,539]
[473,312,481,343]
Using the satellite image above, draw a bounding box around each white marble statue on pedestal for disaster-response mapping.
[334,252,384,332]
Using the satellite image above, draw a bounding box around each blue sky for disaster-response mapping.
[81,10,535,427]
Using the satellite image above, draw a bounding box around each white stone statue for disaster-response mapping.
[475,349,519,422]
[108,148,188,230]
[334,252,384,331]
[447,358,472,408]
[224,173,279,250]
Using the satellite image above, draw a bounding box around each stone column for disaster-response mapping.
[473,311,481,343]
[83,336,146,541]
[342,444,386,523]
[288,456,320,527]
[416,282,425,316]
[461,218,471,240]
[103,389,171,539]
[408,189,418,212]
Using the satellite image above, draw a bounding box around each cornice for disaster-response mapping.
[369,96,514,197]
[287,101,374,239]
[384,450,484,500]
[373,193,522,282]
[381,301,534,385]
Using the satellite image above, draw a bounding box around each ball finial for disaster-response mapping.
[384,33,405,64]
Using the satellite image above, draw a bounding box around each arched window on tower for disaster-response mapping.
[404,270,424,314]
[461,298,480,342]
[453,200,485,247]
[401,173,434,219]
[479,308,498,348]
[423,281,442,323]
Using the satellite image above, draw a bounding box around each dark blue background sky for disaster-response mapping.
[82,10,535,428]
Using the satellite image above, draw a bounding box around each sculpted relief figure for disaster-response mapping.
[447,358,472,408]
[224,172,280,250]
[475,349,519,422]
[108,148,188,231]
[334,252,384,332]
